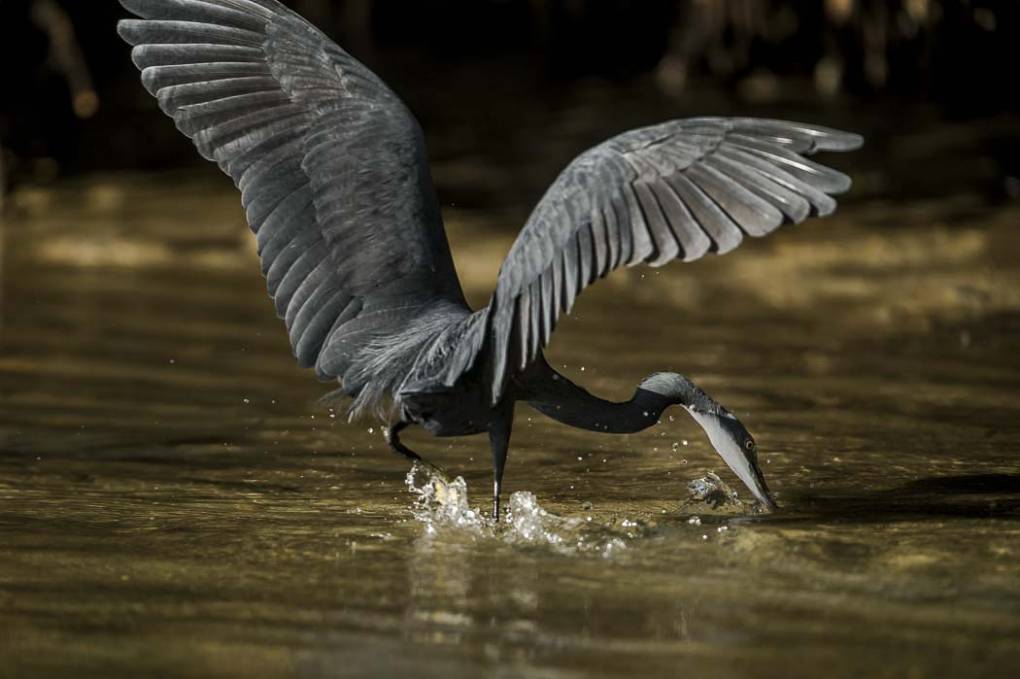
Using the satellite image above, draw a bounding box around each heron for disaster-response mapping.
[118,0,862,520]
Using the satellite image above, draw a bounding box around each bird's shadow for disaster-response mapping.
[768,474,1020,524]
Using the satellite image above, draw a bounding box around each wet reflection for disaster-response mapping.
[407,534,476,645]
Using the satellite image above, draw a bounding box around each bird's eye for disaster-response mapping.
[744,439,756,451]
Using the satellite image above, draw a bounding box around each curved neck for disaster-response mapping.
[525,369,705,434]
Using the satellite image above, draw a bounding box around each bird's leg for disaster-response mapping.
[488,401,515,521]
[385,420,420,462]
[386,420,448,481]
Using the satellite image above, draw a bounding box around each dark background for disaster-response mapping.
[1,0,1019,206]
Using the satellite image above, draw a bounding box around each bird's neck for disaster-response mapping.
[525,369,707,434]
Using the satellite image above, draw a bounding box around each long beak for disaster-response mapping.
[686,409,778,511]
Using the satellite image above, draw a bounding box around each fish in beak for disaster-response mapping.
[686,406,777,511]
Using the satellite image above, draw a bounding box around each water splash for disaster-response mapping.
[405,463,487,533]
[405,463,636,557]
[504,492,630,557]
[683,471,767,515]
[687,471,739,506]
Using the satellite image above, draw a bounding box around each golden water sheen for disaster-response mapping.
[1,167,1019,678]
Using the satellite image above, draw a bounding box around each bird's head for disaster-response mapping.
[684,405,776,511]
[638,373,777,511]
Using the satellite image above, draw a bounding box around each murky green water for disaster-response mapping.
[3,115,1020,677]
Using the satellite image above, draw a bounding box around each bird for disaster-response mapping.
[117,0,862,520]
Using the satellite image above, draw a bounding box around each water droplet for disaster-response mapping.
[242,398,250,404]
[367,427,374,434]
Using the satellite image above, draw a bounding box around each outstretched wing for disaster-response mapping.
[445,117,862,403]
[118,0,466,380]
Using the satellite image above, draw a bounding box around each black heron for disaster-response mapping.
[117,0,862,519]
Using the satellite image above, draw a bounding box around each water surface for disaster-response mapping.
[2,120,1020,677]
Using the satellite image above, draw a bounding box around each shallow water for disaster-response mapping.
[3,114,1020,677]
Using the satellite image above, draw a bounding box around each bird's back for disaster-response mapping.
[325,299,483,419]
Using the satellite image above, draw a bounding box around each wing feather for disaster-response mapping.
[444,117,861,402]
[718,145,838,216]
[118,0,467,380]
[685,164,783,237]
[667,173,744,254]
[634,181,681,266]
[703,154,813,222]
[131,43,266,68]
[651,180,711,262]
